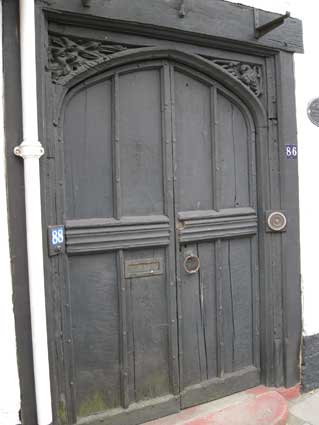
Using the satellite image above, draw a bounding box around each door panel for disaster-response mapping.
[125,248,170,403]
[172,64,259,407]
[179,241,221,388]
[64,62,179,423]
[220,238,254,373]
[69,253,121,417]
[218,93,250,209]
[174,71,213,211]
[119,69,164,216]
[64,79,114,219]
[62,59,259,423]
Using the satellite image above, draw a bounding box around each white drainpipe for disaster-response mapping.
[14,1,53,424]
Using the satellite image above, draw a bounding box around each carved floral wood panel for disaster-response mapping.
[47,35,129,83]
[47,34,263,96]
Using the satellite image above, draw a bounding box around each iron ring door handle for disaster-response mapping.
[184,255,200,274]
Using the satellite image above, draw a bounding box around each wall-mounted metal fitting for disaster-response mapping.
[254,9,290,39]
[266,211,287,232]
[184,255,200,274]
[81,0,91,7]
[179,0,186,18]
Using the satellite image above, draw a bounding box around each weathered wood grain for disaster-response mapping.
[41,0,303,54]
[65,217,170,253]
[178,208,257,243]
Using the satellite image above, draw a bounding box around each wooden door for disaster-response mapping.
[62,58,259,425]
[171,64,260,408]
[63,61,179,425]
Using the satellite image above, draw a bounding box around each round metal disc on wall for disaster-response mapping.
[307,98,319,127]
[267,211,287,232]
[184,255,200,274]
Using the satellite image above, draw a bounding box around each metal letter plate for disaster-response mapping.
[125,258,163,279]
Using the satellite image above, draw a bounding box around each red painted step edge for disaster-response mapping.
[145,385,300,425]
[247,384,301,401]
[277,384,301,401]
[182,391,288,425]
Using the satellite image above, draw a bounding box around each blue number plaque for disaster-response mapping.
[48,225,65,256]
[285,144,298,160]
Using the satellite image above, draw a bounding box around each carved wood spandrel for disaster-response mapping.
[211,59,263,97]
[47,35,129,83]
[47,34,263,98]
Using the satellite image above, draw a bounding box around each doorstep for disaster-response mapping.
[143,385,300,425]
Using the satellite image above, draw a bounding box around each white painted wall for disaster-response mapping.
[227,0,319,337]
[0,3,21,425]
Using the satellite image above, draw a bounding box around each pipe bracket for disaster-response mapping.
[14,141,45,159]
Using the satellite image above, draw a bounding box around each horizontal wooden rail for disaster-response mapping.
[178,208,257,243]
[65,215,170,254]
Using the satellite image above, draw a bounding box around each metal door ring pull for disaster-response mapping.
[184,255,200,274]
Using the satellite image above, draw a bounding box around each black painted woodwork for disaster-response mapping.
[3,0,303,423]
[42,0,303,54]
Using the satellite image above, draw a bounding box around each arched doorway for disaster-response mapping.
[57,51,265,424]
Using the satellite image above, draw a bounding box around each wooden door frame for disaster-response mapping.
[4,2,302,423]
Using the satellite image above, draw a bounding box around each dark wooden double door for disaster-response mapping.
[63,59,260,424]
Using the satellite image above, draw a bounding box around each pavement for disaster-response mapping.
[141,386,319,425]
[288,389,319,425]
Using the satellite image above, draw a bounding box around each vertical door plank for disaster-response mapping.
[198,242,218,379]
[232,106,250,207]
[211,86,220,211]
[218,94,235,209]
[251,236,260,371]
[221,240,235,374]
[230,238,254,371]
[118,250,129,408]
[221,238,255,374]
[170,64,185,392]
[180,244,207,387]
[162,63,179,395]
[113,74,122,219]
[216,239,224,378]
